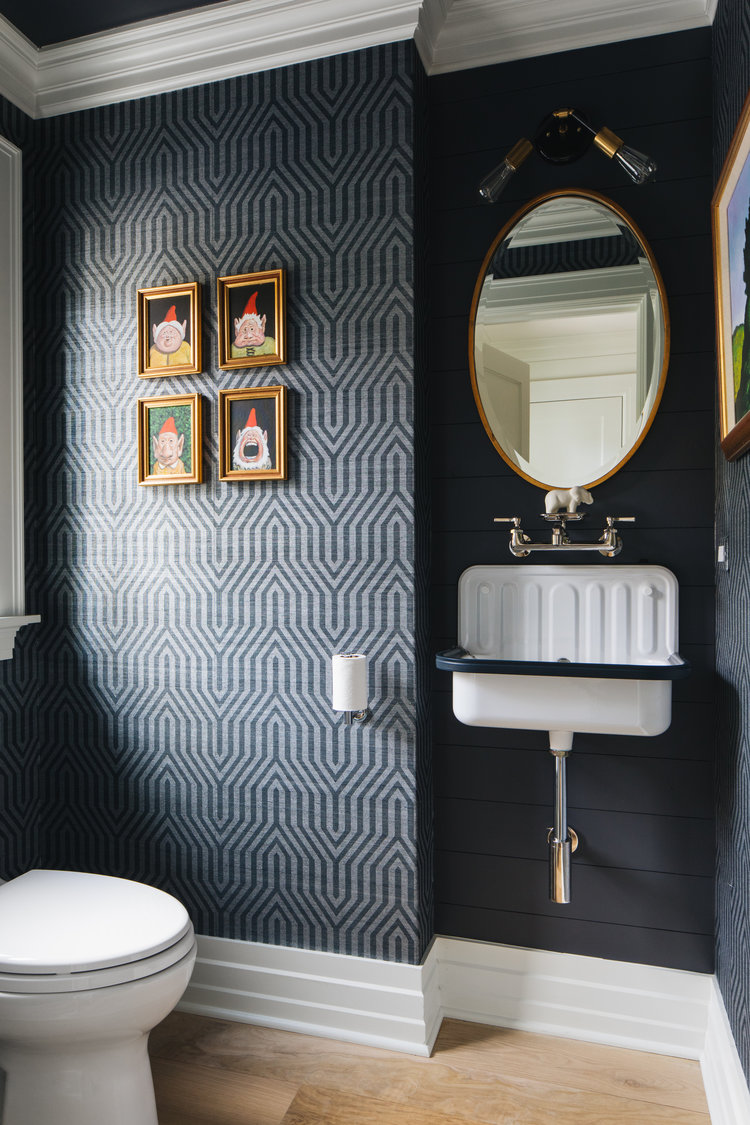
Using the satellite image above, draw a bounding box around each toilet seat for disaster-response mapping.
[0,870,195,994]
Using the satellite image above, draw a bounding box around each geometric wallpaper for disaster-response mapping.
[0,41,432,963]
[713,0,750,1083]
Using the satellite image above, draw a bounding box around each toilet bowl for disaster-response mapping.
[0,869,197,1125]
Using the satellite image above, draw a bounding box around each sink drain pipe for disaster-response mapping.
[547,731,578,904]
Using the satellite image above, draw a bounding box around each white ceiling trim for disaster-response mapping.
[0,0,715,120]
[0,0,423,118]
[0,17,37,118]
[428,0,715,75]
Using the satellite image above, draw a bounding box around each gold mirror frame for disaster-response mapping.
[468,189,670,490]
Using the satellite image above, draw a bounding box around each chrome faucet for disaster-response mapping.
[494,512,635,558]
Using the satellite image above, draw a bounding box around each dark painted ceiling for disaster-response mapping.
[0,0,227,46]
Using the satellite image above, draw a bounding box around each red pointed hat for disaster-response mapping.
[238,291,259,322]
[158,415,178,437]
[153,304,186,339]
[244,408,258,429]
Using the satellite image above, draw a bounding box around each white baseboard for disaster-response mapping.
[180,931,750,1123]
[436,936,710,1059]
[701,977,750,1125]
[180,933,440,1056]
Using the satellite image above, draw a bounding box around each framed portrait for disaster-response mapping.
[137,282,201,378]
[218,385,287,481]
[137,393,203,485]
[217,269,286,369]
[713,87,750,460]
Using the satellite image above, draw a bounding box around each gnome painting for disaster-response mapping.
[231,291,276,360]
[218,386,287,481]
[150,303,190,368]
[217,270,286,369]
[137,282,201,377]
[151,412,187,475]
[233,406,273,471]
[138,394,203,486]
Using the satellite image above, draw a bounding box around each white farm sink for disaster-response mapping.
[436,565,689,737]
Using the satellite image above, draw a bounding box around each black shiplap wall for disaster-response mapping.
[429,28,716,971]
[712,0,750,1083]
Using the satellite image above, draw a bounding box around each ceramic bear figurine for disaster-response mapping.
[544,486,594,515]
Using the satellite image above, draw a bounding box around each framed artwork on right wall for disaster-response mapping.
[713,86,750,461]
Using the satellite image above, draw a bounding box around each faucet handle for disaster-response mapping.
[494,516,522,525]
[606,515,636,524]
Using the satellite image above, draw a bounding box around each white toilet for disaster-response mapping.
[0,869,196,1125]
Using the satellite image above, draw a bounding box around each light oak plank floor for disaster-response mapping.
[149,1011,711,1125]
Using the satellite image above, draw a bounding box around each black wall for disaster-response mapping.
[429,28,716,972]
[713,0,750,1083]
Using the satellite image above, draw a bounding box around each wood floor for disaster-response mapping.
[149,1011,711,1125]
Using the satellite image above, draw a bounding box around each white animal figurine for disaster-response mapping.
[544,486,594,515]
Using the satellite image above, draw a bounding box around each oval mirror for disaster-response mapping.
[469,189,669,489]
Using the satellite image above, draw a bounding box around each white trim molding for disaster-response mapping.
[0,616,41,660]
[0,0,719,120]
[0,137,30,621]
[701,977,750,1125]
[181,933,442,1056]
[0,0,423,120]
[427,0,715,75]
[182,932,710,1057]
[181,933,750,1120]
[436,936,711,1058]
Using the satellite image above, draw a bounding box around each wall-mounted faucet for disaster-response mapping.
[494,513,636,558]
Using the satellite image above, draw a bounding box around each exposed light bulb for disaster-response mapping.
[478,138,533,203]
[614,145,657,185]
[479,159,516,203]
[593,125,657,185]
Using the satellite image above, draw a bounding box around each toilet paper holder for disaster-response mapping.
[331,653,370,725]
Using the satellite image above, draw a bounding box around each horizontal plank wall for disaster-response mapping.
[712,0,750,1091]
[428,28,715,972]
[8,42,433,964]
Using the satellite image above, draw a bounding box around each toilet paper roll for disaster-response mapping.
[332,653,368,712]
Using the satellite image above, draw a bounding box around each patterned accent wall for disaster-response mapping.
[1,42,432,963]
[713,0,750,1083]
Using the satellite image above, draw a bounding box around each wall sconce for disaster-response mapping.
[478,107,657,203]
[331,653,369,724]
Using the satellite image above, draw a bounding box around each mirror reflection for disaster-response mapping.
[470,191,669,489]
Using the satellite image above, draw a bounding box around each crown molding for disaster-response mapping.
[0,16,37,118]
[0,0,717,119]
[427,0,715,75]
[0,0,423,119]
[413,0,452,73]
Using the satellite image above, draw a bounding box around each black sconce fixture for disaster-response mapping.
[478,108,657,203]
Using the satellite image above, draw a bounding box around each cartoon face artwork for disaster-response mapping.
[233,292,267,349]
[232,407,271,471]
[152,305,187,355]
[152,415,187,474]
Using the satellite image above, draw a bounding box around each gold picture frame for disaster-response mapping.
[218,385,287,481]
[217,269,286,369]
[137,393,203,485]
[137,281,201,378]
[713,87,750,460]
